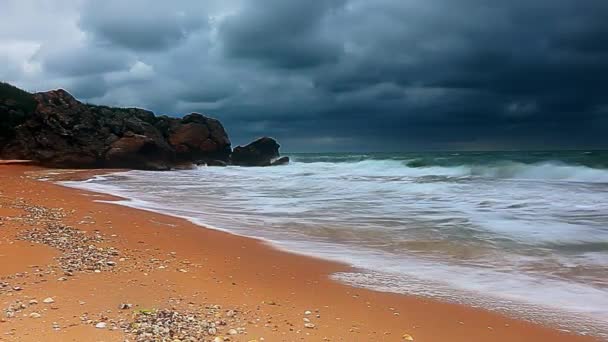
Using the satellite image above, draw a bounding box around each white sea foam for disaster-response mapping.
[60,157,608,337]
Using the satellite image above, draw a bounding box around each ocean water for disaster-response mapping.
[61,150,608,337]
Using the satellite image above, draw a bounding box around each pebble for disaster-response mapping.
[122,308,243,340]
[29,312,42,319]
[43,297,55,304]
[304,323,316,329]
[17,221,120,275]
[95,322,107,329]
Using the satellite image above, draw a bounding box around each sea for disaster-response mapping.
[61,150,608,337]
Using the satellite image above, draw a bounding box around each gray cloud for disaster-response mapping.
[219,0,346,68]
[39,45,134,77]
[1,0,607,150]
[79,0,210,51]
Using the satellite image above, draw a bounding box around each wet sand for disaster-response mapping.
[0,164,601,341]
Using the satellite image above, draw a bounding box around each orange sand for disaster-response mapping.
[0,164,601,341]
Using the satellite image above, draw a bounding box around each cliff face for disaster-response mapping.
[0,86,232,170]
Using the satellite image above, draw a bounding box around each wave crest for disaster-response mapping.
[291,159,608,183]
[468,162,608,182]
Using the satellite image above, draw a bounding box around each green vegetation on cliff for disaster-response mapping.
[0,82,37,141]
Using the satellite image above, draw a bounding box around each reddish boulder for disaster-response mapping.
[168,113,231,162]
[105,133,173,170]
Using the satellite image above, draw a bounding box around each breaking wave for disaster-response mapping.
[292,158,608,183]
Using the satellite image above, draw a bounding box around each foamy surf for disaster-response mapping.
[60,151,608,338]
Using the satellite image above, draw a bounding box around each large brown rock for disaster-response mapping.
[105,133,173,170]
[168,113,231,162]
[0,86,232,169]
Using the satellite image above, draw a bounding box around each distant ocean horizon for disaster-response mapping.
[62,150,608,338]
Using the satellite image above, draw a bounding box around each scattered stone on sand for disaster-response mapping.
[2,187,264,341]
[4,300,28,319]
[18,220,120,274]
[304,323,316,329]
[119,307,244,341]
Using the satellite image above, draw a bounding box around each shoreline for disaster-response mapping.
[0,164,602,341]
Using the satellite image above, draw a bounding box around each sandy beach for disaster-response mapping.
[0,164,601,341]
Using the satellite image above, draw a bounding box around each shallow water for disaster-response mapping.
[62,151,608,337]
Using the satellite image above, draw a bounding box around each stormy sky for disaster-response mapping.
[1,0,607,151]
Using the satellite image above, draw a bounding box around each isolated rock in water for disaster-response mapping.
[271,156,290,166]
[231,137,282,166]
[0,84,232,170]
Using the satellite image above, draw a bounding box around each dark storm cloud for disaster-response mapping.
[3,0,608,150]
[79,1,209,51]
[219,0,346,68]
[39,45,133,77]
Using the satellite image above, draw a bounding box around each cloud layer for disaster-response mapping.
[2,0,607,150]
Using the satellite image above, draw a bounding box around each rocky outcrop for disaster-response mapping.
[0,87,231,170]
[1,83,289,170]
[231,137,289,166]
